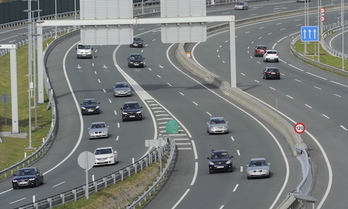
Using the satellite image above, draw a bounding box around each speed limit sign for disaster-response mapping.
[294,123,306,134]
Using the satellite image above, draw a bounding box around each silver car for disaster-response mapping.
[113,82,132,97]
[234,2,248,10]
[94,147,118,166]
[206,117,229,134]
[263,49,279,62]
[246,158,271,179]
[88,122,109,139]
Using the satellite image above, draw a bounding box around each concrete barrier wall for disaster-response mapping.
[175,43,305,157]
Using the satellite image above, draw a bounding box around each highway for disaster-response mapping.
[0,0,346,208]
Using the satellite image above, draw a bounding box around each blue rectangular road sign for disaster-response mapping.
[301,26,319,42]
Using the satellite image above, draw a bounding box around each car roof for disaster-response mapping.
[91,121,106,124]
[212,149,229,153]
[84,98,96,101]
[95,147,113,150]
[210,117,225,120]
[19,167,37,170]
[250,157,266,161]
[124,101,139,104]
[256,45,267,47]
[130,52,141,55]
[266,49,277,52]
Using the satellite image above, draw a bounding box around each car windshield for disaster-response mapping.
[267,51,277,54]
[134,38,141,41]
[91,123,105,129]
[131,55,142,59]
[212,152,229,159]
[77,45,91,49]
[16,169,35,176]
[83,100,97,105]
[124,103,139,109]
[210,118,226,124]
[116,83,128,88]
[250,160,266,167]
[95,149,112,155]
[257,46,267,49]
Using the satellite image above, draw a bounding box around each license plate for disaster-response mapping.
[130,115,135,118]
[88,109,94,112]
[271,72,275,74]
[217,166,224,169]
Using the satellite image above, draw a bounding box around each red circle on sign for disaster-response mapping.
[320,16,326,22]
[320,7,326,14]
[294,123,306,134]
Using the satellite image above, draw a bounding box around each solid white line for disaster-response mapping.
[190,162,198,186]
[191,140,198,160]
[171,189,190,209]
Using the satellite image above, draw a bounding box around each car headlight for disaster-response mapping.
[136,110,142,114]
[29,178,35,181]
[12,179,17,182]
[129,61,134,64]
[226,160,232,164]
[95,106,99,109]
[81,106,86,110]
[209,161,214,165]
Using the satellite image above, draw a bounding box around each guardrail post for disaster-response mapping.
[111,174,116,184]
[103,177,107,188]
[94,181,98,192]
[47,197,52,208]
[72,189,77,201]
[126,167,131,177]
[60,193,65,204]
[134,163,137,174]
[119,170,124,181]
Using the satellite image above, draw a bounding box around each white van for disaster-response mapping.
[76,43,93,59]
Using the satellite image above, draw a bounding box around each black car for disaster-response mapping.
[207,150,233,174]
[121,101,143,121]
[263,67,280,79]
[130,37,143,48]
[127,53,145,68]
[12,167,44,189]
[80,98,100,114]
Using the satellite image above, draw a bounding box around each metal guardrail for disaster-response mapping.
[17,139,174,209]
[321,20,348,59]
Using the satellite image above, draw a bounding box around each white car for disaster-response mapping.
[94,147,118,166]
[234,2,248,10]
[263,49,279,62]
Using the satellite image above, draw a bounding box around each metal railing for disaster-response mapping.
[17,137,175,209]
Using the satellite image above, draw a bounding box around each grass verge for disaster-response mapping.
[0,38,54,171]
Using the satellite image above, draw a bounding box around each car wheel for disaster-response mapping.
[35,180,39,187]
[209,170,213,174]
[12,184,18,189]
[41,177,44,185]
[247,176,250,180]
[122,118,126,122]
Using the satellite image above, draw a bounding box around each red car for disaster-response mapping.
[254,45,268,57]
